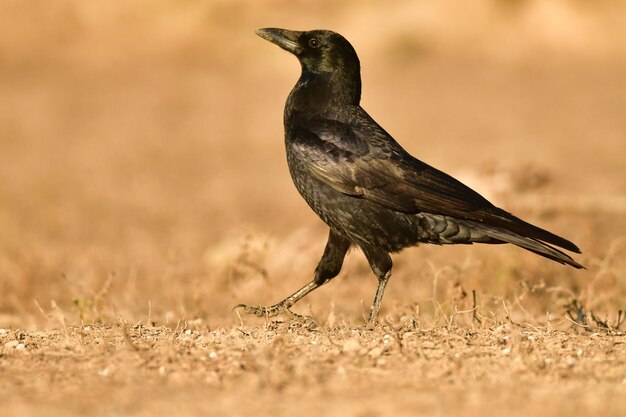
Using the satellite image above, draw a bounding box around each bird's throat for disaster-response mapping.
[288,70,361,112]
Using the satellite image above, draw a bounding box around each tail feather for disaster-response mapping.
[491,209,581,254]
[420,212,584,268]
[484,227,584,269]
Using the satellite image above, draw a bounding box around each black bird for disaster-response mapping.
[237,28,583,325]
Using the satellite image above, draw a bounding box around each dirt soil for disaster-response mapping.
[1,1,626,416]
[2,322,626,417]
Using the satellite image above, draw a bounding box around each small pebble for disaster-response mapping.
[4,340,19,349]
[342,338,361,353]
[369,346,383,359]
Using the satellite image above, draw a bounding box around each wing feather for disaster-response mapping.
[290,111,580,253]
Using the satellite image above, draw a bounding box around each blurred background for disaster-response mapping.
[1,0,625,328]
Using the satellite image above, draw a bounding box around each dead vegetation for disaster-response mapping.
[1,319,625,417]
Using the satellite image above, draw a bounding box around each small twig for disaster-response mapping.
[383,318,405,354]
[565,299,588,326]
[234,306,245,328]
[564,313,590,329]
[472,290,481,325]
[121,323,141,352]
[147,300,153,326]
[502,300,520,326]
[321,327,342,348]
[514,293,534,321]
[171,318,183,342]
[617,311,625,330]
[451,306,479,315]
[33,299,50,324]
[590,312,610,329]
[590,310,625,331]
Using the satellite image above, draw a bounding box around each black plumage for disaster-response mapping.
[237,28,583,325]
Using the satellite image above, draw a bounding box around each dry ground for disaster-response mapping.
[1,1,626,416]
[1,322,626,417]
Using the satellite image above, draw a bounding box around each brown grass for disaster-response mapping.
[1,1,626,416]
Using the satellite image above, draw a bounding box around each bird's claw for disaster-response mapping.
[233,303,285,318]
[233,303,316,327]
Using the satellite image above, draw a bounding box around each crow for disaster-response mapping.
[236,28,583,325]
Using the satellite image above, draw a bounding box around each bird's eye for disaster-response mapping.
[308,38,320,48]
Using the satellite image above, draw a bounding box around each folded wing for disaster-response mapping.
[291,111,581,254]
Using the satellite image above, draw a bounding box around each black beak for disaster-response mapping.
[256,28,303,55]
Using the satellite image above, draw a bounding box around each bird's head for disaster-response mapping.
[256,28,360,76]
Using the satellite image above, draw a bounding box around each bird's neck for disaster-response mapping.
[286,70,361,115]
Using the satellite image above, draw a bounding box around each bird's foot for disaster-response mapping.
[233,302,287,318]
[233,302,316,328]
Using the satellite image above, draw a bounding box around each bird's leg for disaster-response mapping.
[235,230,350,323]
[361,246,393,327]
[367,270,391,325]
